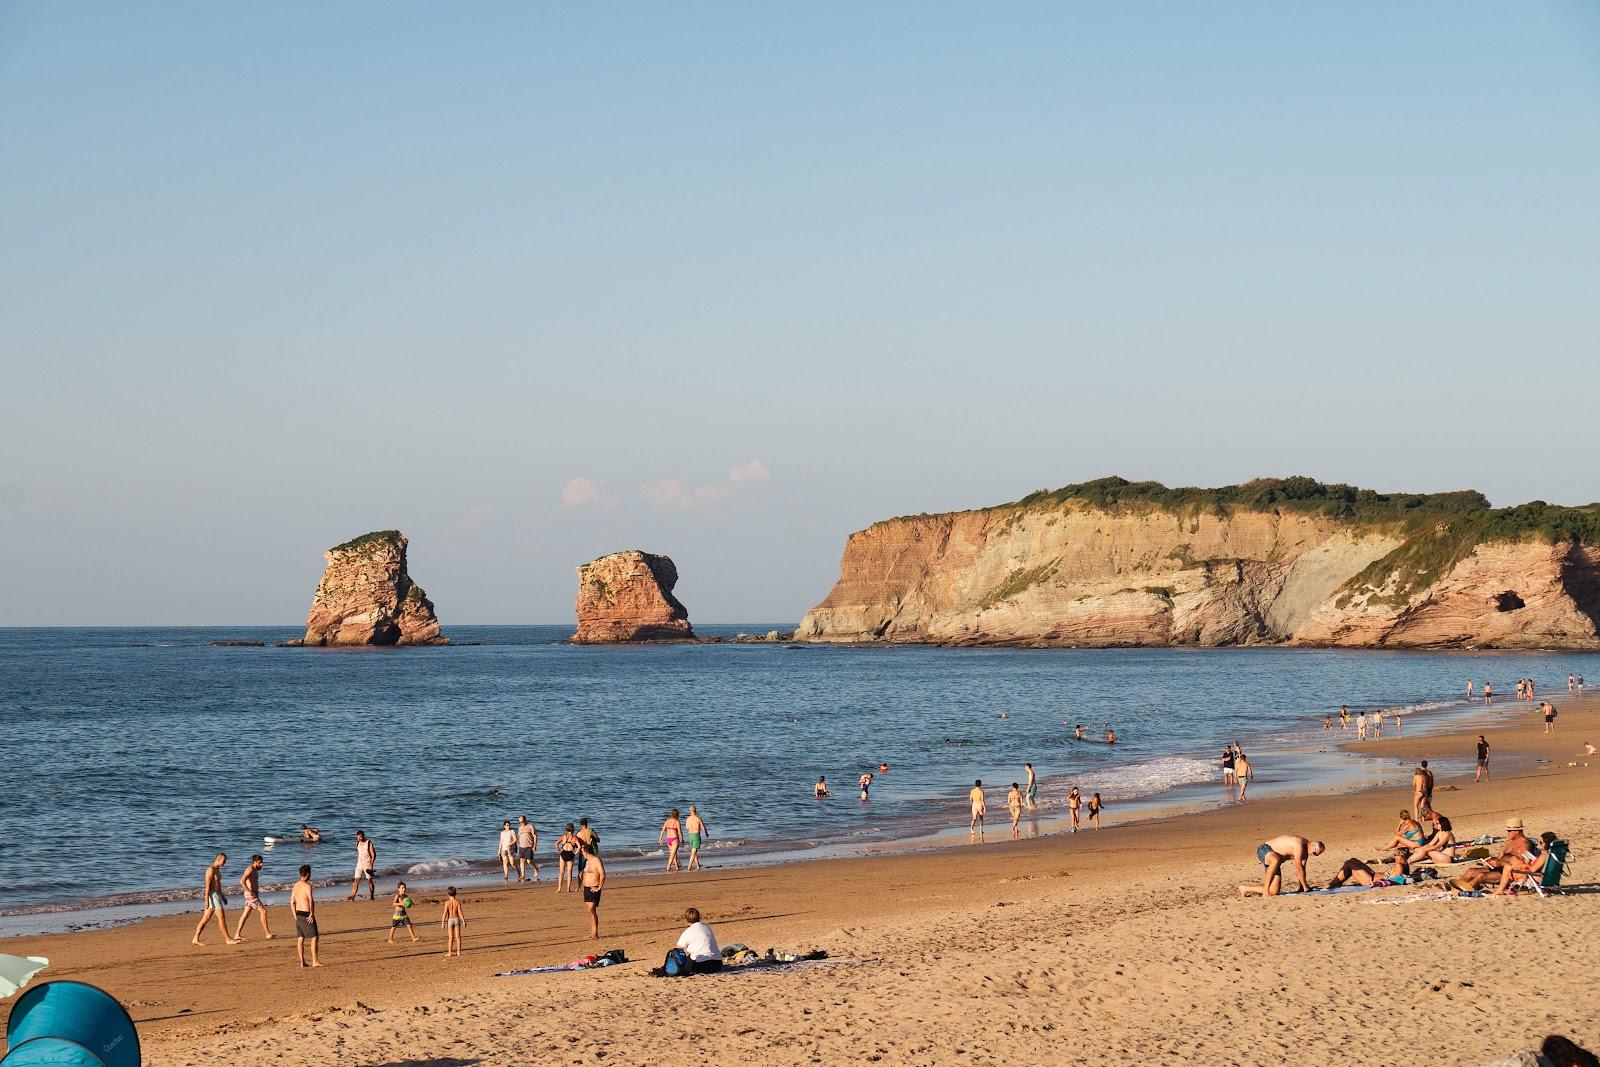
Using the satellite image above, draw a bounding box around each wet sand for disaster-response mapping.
[6,693,1599,1065]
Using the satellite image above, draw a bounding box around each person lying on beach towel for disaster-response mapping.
[1325,851,1409,890]
[1239,835,1324,897]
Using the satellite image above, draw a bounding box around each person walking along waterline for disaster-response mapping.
[1067,786,1082,832]
[969,780,987,835]
[1024,762,1038,810]
[684,806,709,871]
[516,815,540,883]
[1007,783,1023,836]
[1476,735,1492,782]
[498,820,516,882]
[232,854,273,941]
[348,830,376,901]
[192,852,239,946]
[660,809,683,872]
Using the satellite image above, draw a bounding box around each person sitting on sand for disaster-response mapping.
[675,907,723,974]
[1406,810,1458,866]
[1377,810,1428,857]
[1585,743,1598,757]
[1451,818,1533,891]
[1239,835,1324,897]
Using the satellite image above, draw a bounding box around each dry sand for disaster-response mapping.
[6,695,1600,1065]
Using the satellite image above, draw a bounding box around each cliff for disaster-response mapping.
[297,530,448,646]
[572,550,695,643]
[796,477,1600,649]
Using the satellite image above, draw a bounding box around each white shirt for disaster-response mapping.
[676,921,720,962]
[499,828,516,853]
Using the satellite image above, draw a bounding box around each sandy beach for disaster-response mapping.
[6,695,1599,1066]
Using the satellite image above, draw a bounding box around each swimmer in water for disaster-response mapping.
[879,762,890,773]
[859,772,873,800]
[999,711,1007,720]
[815,775,831,797]
[1106,729,1117,745]
[300,824,321,843]
[1074,725,1085,741]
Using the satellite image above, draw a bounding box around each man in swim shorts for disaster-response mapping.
[231,853,273,941]
[348,830,376,901]
[516,815,540,883]
[580,842,605,939]
[291,863,322,967]
[192,851,239,946]
[1239,835,1324,897]
[684,806,708,872]
[1024,763,1038,810]
[969,780,986,834]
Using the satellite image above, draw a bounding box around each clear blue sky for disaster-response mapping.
[2,4,1598,625]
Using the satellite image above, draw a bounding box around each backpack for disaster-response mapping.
[662,947,692,977]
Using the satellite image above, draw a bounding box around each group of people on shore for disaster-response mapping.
[963,766,1104,836]
[1328,704,1402,741]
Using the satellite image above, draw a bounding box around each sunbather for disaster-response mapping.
[1451,818,1534,891]
[1377,810,1429,856]
[1491,832,1559,896]
[1406,811,1458,866]
[1326,848,1409,889]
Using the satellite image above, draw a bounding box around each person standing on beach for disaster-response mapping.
[440,887,466,957]
[1322,715,1331,731]
[388,881,418,944]
[191,852,239,946]
[1466,679,1474,700]
[556,823,581,893]
[1412,761,1434,817]
[348,830,376,901]
[1393,708,1403,735]
[1544,701,1558,734]
[498,820,516,882]
[859,772,873,800]
[660,809,683,872]
[1340,705,1350,729]
[969,780,987,834]
[1067,786,1082,831]
[1221,747,1236,786]
[1356,713,1368,741]
[1006,783,1023,835]
[1372,709,1383,739]
[1570,674,1576,693]
[291,864,322,967]
[684,807,709,871]
[231,854,273,941]
[580,842,605,939]
[1087,792,1103,829]
[1475,735,1491,782]
[516,816,540,883]
[1484,682,1493,705]
[575,818,600,881]
[1024,763,1038,811]
[1235,752,1252,800]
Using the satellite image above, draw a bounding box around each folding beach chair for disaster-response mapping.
[1519,840,1570,898]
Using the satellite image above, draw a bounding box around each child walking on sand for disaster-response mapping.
[389,882,419,944]
[440,887,465,957]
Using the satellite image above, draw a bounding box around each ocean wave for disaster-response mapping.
[1047,755,1217,804]
[406,858,471,876]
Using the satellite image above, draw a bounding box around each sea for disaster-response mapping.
[3,626,1597,931]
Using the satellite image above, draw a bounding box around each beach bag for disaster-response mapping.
[662,947,692,977]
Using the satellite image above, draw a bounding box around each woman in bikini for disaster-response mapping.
[1067,786,1081,832]
[555,823,581,893]
[659,809,683,872]
[1087,792,1103,829]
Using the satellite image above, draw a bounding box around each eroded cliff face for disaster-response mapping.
[572,550,694,643]
[796,505,1600,649]
[299,531,447,646]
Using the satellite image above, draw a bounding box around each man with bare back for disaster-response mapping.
[1239,835,1324,897]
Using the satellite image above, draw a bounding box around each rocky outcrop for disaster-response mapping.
[572,551,694,643]
[796,481,1600,649]
[297,531,448,646]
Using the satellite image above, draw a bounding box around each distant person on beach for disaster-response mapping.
[1340,705,1350,728]
[575,818,599,876]
[580,842,605,939]
[1007,783,1023,835]
[1222,747,1236,786]
[556,823,581,893]
[684,807,708,871]
[1372,709,1384,739]
[1074,724,1085,741]
[1067,786,1082,831]
[1024,763,1038,810]
[1238,835,1324,897]
[1475,735,1492,782]
[1235,752,1252,800]
[676,908,723,973]
[1323,715,1332,730]
[1579,674,1585,695]
[1466,679,1474,700]
[660,809,683,872]
[300,824,321,843]
[192,852,239,946]
[1412,761,1434,817]
[232,854,273,941]
[859,772,873,800]
[516,816,540,883]
[1544,702,1558,734]
[1393,708,1403,735]
[1087,792,1103,829]
[1585,743,1597,757]
[498,820,516,882]
[1570,674,1576,693]
[291,864,322,967]
[1356,713,1368,741]
[389,881,418,944]
[969,780,987,834]
[815,776,831,797]
[440,886,466,957]
[348,831,376,901]
[1484,683,1493,705]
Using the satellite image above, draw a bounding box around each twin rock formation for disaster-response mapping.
[293,533,690,646]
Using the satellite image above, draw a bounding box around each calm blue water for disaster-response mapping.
[3,626,1597,914]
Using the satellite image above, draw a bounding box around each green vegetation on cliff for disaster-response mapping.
[331,530,403,553]
[1015,476,1490,522]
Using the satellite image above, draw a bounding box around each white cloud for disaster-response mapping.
[562,477,617,508]
[642,459,771,510]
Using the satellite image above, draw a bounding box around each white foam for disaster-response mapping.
[406,858,470,876]
[1050,755,1217,804]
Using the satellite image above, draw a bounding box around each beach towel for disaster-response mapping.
[0,954,48,999]
[494,948,625,977]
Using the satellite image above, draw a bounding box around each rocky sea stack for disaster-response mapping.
[295,530,448,646]
[572,550,694,643]
[796,476,1600,649]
